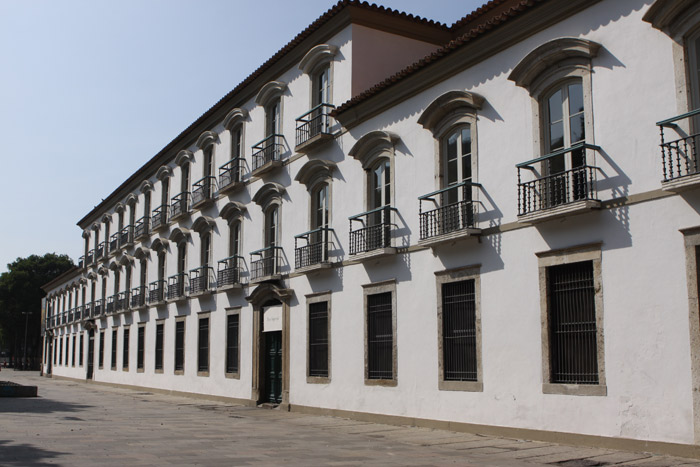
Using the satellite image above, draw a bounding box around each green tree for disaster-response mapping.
[0,253,74,367]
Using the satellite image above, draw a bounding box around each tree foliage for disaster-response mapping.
[0,253,74,359]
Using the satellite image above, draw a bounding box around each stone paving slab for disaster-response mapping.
[1,372,699,466]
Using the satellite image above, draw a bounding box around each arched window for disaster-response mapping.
[254,81,286,173]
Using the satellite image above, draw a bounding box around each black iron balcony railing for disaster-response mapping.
[295,103,335,147]
[250,246,283,281]
[87,249,95,266]
[418,181,481,240]
[134,216,149,240]
[151,204,168,230]
[192,176,215,207]
[117,291,129,311]
[120,225,134,248]
[109,233,119,254]
[148,280,165,304]
[657,108,700,182]
[189,266,215,294]
[94,298,104,316]
[219,158,245,191]
[106,295,116,314]
[294,227,333,269]
[349,206,397,255]
[78,256,84,269]
[95,242,105,261]
[167,273,187,300]
[252,134,284,172]
[217,255,244,288]
[75,305,83,321]
[170,192,190,220]
[517,143,600,216]
[131,285,146,308]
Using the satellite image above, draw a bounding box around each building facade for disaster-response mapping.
[41,0,700,454]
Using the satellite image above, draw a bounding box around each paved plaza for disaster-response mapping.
[1,372,699,466]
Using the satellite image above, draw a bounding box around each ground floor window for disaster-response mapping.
[308,299,329,380]
[137,325,145,371]
[198,316,210,375]
[226,313,239,376]
[175,319,185,374]
[71,335,76,367]
[122,328,129,370]
[155,322,164,372]
[98,330,105,369]
[363,280,396,385]
[79,334,84,367]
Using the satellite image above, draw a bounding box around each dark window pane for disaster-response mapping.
[309,301,329,378]
[442,280,477,381]
[155,323,164,371]
[137,327,145,370]
[175,321,185,371]
[568,83,584,114]
[198,318,209,372]
[367,292,393,380]
[226,315,239,374]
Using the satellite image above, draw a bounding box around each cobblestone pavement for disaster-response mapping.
[1,372,699,466]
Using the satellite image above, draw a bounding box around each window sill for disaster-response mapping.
[295,262,332,275]
[225,372,240,380]
[174,370,184,375]
[307,376,330,385]
[418,228,481,248]
[661,173,700,192]
[542,383,607,396]
[364,378,397,387]
[155,369,163,374]
[197,371,209,377]
[438,380,483,392]
[518,199,601,224]
[137,368,144,373]
[122,367,128,372]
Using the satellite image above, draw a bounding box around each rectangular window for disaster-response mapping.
[79,333,84,366]
[137,325,145,371]
[155,322,164,372]
[547,261,598,384]
[198,316,209,375]
[98,330,105,369]
[538,244,605,396]
[122,328,129,370]
[54,339,57,365]
[308,301,329,379]
[111,329,117,370]
[226,313,239,376]
[71,335,76,367]
[175,319,185,373]
[364,281,396,386]
[442,280,477,381]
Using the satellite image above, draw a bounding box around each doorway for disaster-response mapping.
[263,331,282,404]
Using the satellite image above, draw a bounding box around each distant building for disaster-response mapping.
[41,0,700,454]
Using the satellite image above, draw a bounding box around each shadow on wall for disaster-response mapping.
[680,190,700,221]
[434,235,505,275]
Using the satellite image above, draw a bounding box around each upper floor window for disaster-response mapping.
[251,182,285,281]
[266,99,281,138]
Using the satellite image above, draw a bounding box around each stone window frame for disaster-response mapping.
[225,307,241,379]
[154,319,165,374]
[537,242,606,396]
[174,316,186,375]
[295,159,337,235]
[197,311,211,377]
[136,323,146,373]
[362,279,397,387]
[306,291,332,384]
[681,226,700,442]
[435,265,483,392]
[223,108,248,164]
[299,43,338,110]
[348,131,400,217]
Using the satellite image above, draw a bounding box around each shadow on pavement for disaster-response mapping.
[0,397,92,414]
[0,439,63,466]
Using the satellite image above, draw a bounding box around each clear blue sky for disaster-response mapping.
[0,0,485,273]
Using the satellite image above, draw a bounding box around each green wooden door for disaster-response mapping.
[264,331,282,404]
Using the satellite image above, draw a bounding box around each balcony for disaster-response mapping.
[87,249,95,266]
[418,181,482,247]
[250,246,283,282]
[151,205,168,231]
[134,216,149,241]
[94,298,104,316]
[109,233,119,255]
[189,266,215,296]
[517,143,601,223]
[67,308,74,323]
[295,104,335,152]
[657,109,700,192]
[217,256,244,290]
[251,134,284,177]
[192,176,215,209]
[117,291,129,311]
[106,295,116,314]
[75,305,83,321]
[84,302,93,319]
[349,206,397,260]
[120,225,134,248]
[131,285,146,309]
[148,280,166,305]
[78,256,84,269]
[170,192,190,222]
[166,273,187,301]
[219,158,246,194]
[95,242,105,262]
[294,227,333,273]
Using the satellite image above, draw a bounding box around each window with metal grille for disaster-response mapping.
[98,331,104,368]
[198,317,209,373]
[367,292,393,380]
[309,301,329,378]
[122,328,129,370]
[175,320,185,372]
[155,323,164,371]
[442,280,477,382]
[80,334,84,366]
[111,329,117,369]
[548,260,598,384]
[71,335,76,367]
[137,326,145,370]
[226,314,239,374]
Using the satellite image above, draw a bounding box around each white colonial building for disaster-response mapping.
[40,0,700,456]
